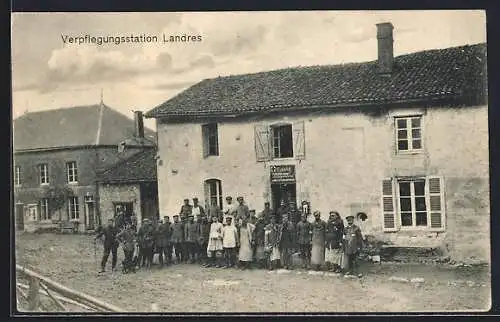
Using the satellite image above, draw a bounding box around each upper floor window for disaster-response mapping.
[66,161,78,183]
[254,121,305,162]
[395,116,422,153]
[202,123,219,157]
[39,164,49,185]
[40,198,51,221]
[272,124,293,158]
[14,166,22,186]
[381,176,445,232]
[68,196,80,220]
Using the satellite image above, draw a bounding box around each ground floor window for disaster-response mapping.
[68,196,80,220]
[204,179,223,209]
[382,176,445,231]
[40,198,51,220]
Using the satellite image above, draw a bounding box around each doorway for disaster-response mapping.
[271,183,297,221]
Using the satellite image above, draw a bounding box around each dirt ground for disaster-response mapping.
[14,232,491,313]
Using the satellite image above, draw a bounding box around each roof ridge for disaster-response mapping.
[14,104,102,120]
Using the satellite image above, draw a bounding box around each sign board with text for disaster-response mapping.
[270,165,296,184]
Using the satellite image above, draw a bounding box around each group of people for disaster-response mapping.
[95,196,365,277]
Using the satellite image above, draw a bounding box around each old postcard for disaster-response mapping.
[11,10,490,314]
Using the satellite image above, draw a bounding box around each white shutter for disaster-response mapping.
[382,178,398,232]
[254,124,271,162]
[293,121,306,160]
[427,176,445,231]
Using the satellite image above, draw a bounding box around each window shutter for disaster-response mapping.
[202,125,209,158]
[427,176,445,231]
[254,124,271,162]
[382,178,398,232]
[293,121,306,160]
[204,181,210,209]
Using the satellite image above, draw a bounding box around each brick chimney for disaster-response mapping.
[376,22,394,74]
[134,111,145,138]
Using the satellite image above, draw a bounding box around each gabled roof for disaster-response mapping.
[13,104,156,151]
[145,43,487,119]
[97,149,157,184]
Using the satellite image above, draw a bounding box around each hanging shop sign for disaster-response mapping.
[270,165,296,184]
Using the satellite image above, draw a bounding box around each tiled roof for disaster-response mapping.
[97,149,157,184]
[145,43,487,119]
[14,104,156,151]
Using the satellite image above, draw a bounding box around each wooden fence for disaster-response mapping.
[15,264,124,313]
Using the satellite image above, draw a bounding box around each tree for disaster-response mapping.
[42,186,75,221]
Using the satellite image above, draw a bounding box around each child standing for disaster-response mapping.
[207,215,223,267]
[222,217,238,268]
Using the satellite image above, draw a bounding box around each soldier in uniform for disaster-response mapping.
[259,202,274,224]
[343,215,364,277]
[155,217,172,268]
[253,213,268,268]
[95,218,120,273]
[311,211,327,271]
[116,222,136,273]
[207,200,223,224]
[179,198,193,222]
[234,196,250,226]
[223,196,237,225]
[184,214,199,263]
[198,213,211,267]
[296,213,312,269]
[280,214,296,270]
[171,215,184,264]
[137,218,155,269]
[264,215,283,270]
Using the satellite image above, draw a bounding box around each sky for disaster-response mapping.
[11,10,486,131]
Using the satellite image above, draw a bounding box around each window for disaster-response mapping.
[204,179,223,209]
[272,124,293,158]
[202,123,219,157]
[66,161,78,183]
[39,164,49,185]
[68,197,80,220]
[14,166,22,186]
[40,199,51,221]
[395,116,422,152]
[381,176,445,232]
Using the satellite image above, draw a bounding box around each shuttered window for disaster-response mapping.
[382,176,445,232]
[254,121,305,162]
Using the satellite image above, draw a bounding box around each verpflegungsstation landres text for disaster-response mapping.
[61,33,203,45]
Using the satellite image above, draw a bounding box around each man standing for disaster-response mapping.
[179,199,193,222]
[235,196,250,226]
[137,218,155,269]
[311,211,327,271]
[325,212,344,273]
[198,213,211,267]
[116,222,136,273]
[155,217,172,268]
[253,214,268,268]
[264,215,283,271]
[184,214,199,263]
[343,215,364,277]
[223,196,237,225]
[95,218,120,273]
[237,217,255,269]
[259,202,274,224]
[296,213,312,269]
[222,217,238,268]
[207,200,223,224]
[280,214,296,270]
[192,197,205,218]
[171,215,184,264]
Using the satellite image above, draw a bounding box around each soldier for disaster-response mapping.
[198,213,211,267]
[179,198,193,222]
[264,215,283,271]
[343,215,364,277]
[235,196,250,226]
[325,211,344,273]
[259,202,274,224]
[311,211,327,271]
[95,218,120,273]
[155,217,172,268]
[253,213,268,268]
[192,197,205,218]
[280,214,296,270]
[171,215,184,264]
[137,218,155,269]
[223,196,237,225]
[207,200,223,224]
[296,213,312,269]
[184,214,199,263]
[116,222,136,273]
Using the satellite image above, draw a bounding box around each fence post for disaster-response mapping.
[27,277,41,311]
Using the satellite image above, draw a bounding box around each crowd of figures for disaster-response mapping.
[94,196,365,278]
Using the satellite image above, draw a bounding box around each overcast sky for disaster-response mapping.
[11,10,486,130]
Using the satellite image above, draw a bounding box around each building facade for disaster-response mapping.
[145,23,489,263]
[13,104,155,232]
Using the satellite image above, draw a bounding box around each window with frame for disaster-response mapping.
[204,179,223,209]
[39,164,49,185]
[66,161,78,183]
[14,166,22,186]
[202,123,219,157]
[40,198,51,221]
[395,116,422,152]
[68,197,79,220]
[272,124,293,158]
[381,176,445,232]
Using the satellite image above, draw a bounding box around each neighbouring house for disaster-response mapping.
[144,22,489,263]
[13,102,155,233]
[96,148,158,229]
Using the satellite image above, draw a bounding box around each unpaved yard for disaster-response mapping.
[15,232,491,312]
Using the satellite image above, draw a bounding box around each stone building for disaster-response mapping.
[145,22,488,263]
[13,102,155,232]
